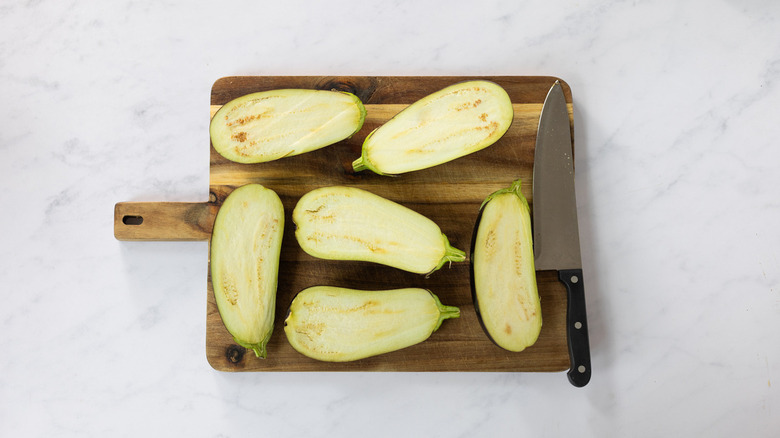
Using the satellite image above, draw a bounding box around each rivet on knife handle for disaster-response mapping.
[559,268,591,387]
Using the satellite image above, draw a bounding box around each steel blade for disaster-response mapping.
[532,81,582,271]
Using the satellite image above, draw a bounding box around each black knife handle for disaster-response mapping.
[559,269,591,387]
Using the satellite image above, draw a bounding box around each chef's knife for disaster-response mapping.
[533,81,591,387]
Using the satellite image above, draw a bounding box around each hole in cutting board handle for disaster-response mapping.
[122,215,144,226]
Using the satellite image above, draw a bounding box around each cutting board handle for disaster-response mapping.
[114,202,218,241]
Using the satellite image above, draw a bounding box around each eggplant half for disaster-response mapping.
[292,186,466,274]
[210,184,285,358]
[210,89,366,164]
[471,179,541,352]
[284,286,460,362]
[352,80,513,175]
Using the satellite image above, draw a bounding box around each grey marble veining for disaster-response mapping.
[1,0,779,436]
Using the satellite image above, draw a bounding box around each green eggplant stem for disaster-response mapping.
[352,156,370,173]
[508,179,522,196]
[430,292,461,332]
[430,234,467,274]
[235,337,269,359]
[352,155,392,176]
[352,128,386,174]
[480,179,525,210]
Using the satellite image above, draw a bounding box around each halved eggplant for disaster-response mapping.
[471,179,541,352]
[210,89,366,164]
[292,186,466,274]
[210,184,284,358]
[284,286,460,362]
[352,80,513,175]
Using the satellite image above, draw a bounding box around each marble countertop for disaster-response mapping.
[2,1,778,436]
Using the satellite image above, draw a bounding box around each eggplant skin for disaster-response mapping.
[292,186,466,274]
[471,180,541,352]
[210,184,285,358]
[210,89,366,164]
[284,286,460,362]
[352,80,513,175]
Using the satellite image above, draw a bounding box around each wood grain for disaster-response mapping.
[115,75,575,373]
[114,202,217,241]
[207,267,568,372]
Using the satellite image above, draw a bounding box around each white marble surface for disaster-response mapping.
[1,0,779,436]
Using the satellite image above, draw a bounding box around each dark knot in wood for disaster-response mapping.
[318,77,377,103]
[320,79,355,95]
[226,345,245,364]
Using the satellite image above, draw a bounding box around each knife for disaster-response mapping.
[532,80,591,387]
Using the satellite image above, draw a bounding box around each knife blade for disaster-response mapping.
[532,80,591,387]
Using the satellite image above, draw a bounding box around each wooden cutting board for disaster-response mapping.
[114,76,575,372]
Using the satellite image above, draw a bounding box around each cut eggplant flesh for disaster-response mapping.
[210,89,366,164]
[284,286,460,362]
[210,184,285,358]
[471,179,541,352]
[292,186,465,274]
[352,80,513,175]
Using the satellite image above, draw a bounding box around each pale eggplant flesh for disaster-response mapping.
[292,186,466,275]
[284,286,460,362]
[471,179,542,352]
[210,89,366,164]
[352,80,513,175]
[210,184,285,358]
